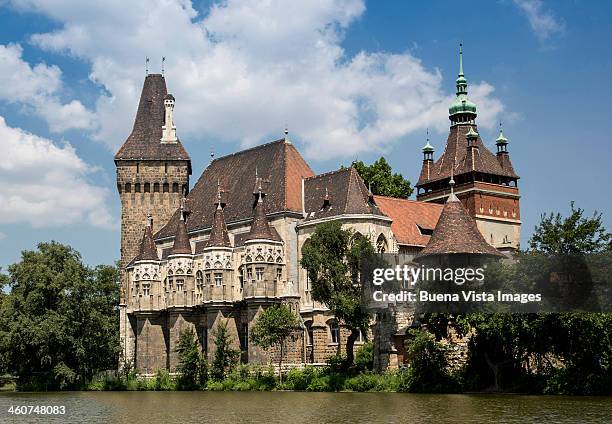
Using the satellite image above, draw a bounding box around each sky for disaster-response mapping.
[0,0,610,269]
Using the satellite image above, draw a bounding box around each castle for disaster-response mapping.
[116,48,520,374]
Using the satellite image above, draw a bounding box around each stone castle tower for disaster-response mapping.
[416,46,520,252]
[114,73,191,363]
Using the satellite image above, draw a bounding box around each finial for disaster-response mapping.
[284,126,289,142]
[145,56,150,76]
[210,150,215,163]
[161,56,165,76]
[447,166,459,202]
[179,199,186,220]
[459,43,464,76]
[216,178,222,209]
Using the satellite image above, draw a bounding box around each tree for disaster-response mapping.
[250,304,300,383]
[211,322,239,381]
[175,328,200,389]
[399,329,454,393]
[529,201,611,254]
[351,157,413,198]
[300,221,375,366]
[0,242,120,389]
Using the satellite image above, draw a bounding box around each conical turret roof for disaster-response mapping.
[136,217,159,262]
[206,185,232,248]
[245,190,277,242]
[414,193,503,260]
[169,207,192,255]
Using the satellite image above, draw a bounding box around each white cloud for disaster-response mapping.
[0,232,6,240]
[15,0,503,159]
[513,0,565,42]
[0,116,114,228]
[0,43,96,132]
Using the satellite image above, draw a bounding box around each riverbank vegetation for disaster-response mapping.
[0,203,610,394]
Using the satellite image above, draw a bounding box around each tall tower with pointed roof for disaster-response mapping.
[416,46,521,251]
[115,74,191,365]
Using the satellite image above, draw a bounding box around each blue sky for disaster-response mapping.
[0,0,610,268]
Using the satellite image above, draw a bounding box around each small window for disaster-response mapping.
[136,163,140,174]
[163,183,169,193]
[143,284,150,296]
[205,273,211,285]
[255,267,264,281]
[214,273,223,287]
[125,183,131,193]
[196,270,203,288]
[172,182,179,193]
[164,162,168,173]
[276,268,282,282]
[144,183,150,193]
[176,279,184,292]
[329,320,340,344]
[153,183,160,193]
[247,268,253,281]
[135,183,141,193]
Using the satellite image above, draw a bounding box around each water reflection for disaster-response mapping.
[1,391,611,424]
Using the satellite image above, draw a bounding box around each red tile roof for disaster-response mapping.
[374,195,443,247]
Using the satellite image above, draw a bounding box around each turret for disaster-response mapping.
[166,201,194,307]
[448,44,477,126]
[129,215,162,311]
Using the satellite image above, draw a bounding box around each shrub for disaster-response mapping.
[353,342,374,373]
[206,381,225,391]
[344,373,379,392]
[154,369,174,391]
[307,375,330,392]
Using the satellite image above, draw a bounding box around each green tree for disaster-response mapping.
[211,322,239,381]
[0,242,120,389]
[351,157,413,198]
[175,328,200,389]
[399,329,454,393]
[300,221,375,366]
[250,304,300,383]
[529,201,611,254]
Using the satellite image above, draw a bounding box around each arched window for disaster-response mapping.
[144,183,150,193]
[329,320,340,344]
[172,182,179,193]
[196,270,203,288]
[134,183,141,193]
[163,183,169,193]
[153,183,160,193]
[305,321,313,346]
[376,234,388,253]
[168,270,173,290]
[125,183,131,193]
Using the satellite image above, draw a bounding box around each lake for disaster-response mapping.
[1,391,611,423]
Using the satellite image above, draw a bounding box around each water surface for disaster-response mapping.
[1,391,611,423]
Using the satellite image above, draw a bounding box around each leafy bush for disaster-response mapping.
[206,381,224,391]
[307,375,330,392]
[154,369,174,391]
[353,342,374,373]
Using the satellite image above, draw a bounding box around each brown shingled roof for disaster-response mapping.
[205,203,232,248]
[416,124,518,186]
[168,214,193,255]
[156,139,314,240]
[245,192,279,241]
[374,196,443,247]
[414,196,503,259]
[134,221,159,262]
[303,167,385,220]
[114,74,191,166]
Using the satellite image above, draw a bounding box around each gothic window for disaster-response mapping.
[376,234,388,253]
[205,262,211,269]
[168,270,173,290]
[153,183,160,193]
[163,277,168,292]
[135,183,141,193]
[276,268,282,282]
[239,269,244,290]
[247,267,253,281]
[196,270,203,289]
[143,284,150,296]
[144,183,150,193]
[176,279,184,292]
[125,182,131,193]
[329,320,340,344]
[172,182,179,193]
[205,273,211,285]
[305,321,313,346]
[214,273,223,287]
[163,183,169,193]
[255,267,264,281]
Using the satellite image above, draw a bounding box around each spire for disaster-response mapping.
[246,170,276,241]
[161,93,177,143]
[206,180,231,248]
[422,128,434,160]
[447,168,459,203]
[136,214,159,262]
[449,44,477,124]
[169,201,192,255]
[496,122,509,154]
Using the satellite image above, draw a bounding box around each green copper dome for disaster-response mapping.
[496,129,508,144]
[422,141,434,152]
[449,44,477,119]
[466,126,478,139]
